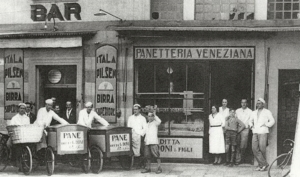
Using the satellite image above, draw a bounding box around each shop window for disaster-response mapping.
[135,61,205,137]
[268,0,300,19]
[151,0,183,20]
[195,0,255,20]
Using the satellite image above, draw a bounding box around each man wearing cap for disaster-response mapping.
[34,99,69,151]
[10,103,30,126]
[34,99,69,128]
[249,98,275,171]
[77,102,109,128]
[7,103,30,170]
[127,104,147,157]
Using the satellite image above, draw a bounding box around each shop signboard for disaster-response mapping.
[135,47,255,60]
[60,131,84,151]
[95,45,117,123]
[159,137,203,158]
[4,49,24,120]
[109,133,130,152]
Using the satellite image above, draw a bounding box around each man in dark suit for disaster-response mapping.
[63,101,76,124]
[25,102,36,124]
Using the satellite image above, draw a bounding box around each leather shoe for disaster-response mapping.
[141,169,151,173]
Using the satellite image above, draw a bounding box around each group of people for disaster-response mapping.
[8,98,161,174]
[7,98,110,171]
[209,98,275,171]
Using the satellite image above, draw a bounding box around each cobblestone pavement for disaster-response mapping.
[0,162,277,177]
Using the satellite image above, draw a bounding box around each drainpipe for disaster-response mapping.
[290,84,300,176]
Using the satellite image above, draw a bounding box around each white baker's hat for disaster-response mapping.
[85,102,93,107]
[18,103,26,107]
[45,99,53,104]
[258,98,266,104]
[133,104,141,108]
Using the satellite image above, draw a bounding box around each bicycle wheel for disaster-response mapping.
[0,145,9,172]
[45,147,55,176]
[90,146,103,174]
[119,155,134,170]
[81,149,91,173]
[20,146,32,175]
[268,153,291,177]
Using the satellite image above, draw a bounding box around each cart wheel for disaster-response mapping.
[20,146,32,175]
[45,147,55,176]
[90,146,103,174]
[81,149,91,173]
[119,155,134,170]
[0,145,9,172]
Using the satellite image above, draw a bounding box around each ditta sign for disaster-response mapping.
[4,49,24,120]
[159,138,203,158]
[135,47,255,60]
[109,133,130,152]
[60,131,84,151]
[95,45,117,123]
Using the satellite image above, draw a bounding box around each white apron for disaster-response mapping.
[209,113,225,154]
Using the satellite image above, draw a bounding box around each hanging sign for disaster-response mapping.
[95,45,117,123]
[135,47,255,60]
[4,49,24,120]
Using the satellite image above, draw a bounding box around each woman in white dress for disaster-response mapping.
[209,105,225,164]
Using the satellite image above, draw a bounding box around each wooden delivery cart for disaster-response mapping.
[88,125,134,173]
[46,124,90,176]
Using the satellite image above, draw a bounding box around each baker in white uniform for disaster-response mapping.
[77,102,109,128]
[127,104,147,157]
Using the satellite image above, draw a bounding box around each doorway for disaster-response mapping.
[278,70,300,163]
[37,65,77,117]
[210,60,254,164]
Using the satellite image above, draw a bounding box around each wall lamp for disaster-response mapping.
[43,12,58,31]
[94,9,123,22]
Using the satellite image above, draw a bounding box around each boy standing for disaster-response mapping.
[225,109,245,167]
[141,110,162,174]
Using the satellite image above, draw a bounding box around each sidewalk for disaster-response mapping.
[0,163,271,177]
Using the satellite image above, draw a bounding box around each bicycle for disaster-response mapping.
[268,139,294,177]
[0,132,10,172]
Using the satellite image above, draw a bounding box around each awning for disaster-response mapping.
[0,30,97,39]
[115,26,300,32]
[0,30,97,48]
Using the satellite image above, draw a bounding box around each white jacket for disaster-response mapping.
[249,108,275,134]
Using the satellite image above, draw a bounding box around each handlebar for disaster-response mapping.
[283,139,294,147]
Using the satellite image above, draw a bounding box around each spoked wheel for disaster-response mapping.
[20,146,32,175]
[268,153,291,177]
[119,155,134,170]
[0,145,9,172]
[90,146,103,174]
[45,147,55,176]
[81,149,91,173]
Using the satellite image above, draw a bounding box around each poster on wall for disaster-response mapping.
[95,45,117,123]
[158,137,203,158]
[4,49,24,120]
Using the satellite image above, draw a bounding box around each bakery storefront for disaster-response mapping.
[132,45,254,161]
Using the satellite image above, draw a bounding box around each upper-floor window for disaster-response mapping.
[268,0,300,19]
[151,0,183,20]
[195,0,255,20]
